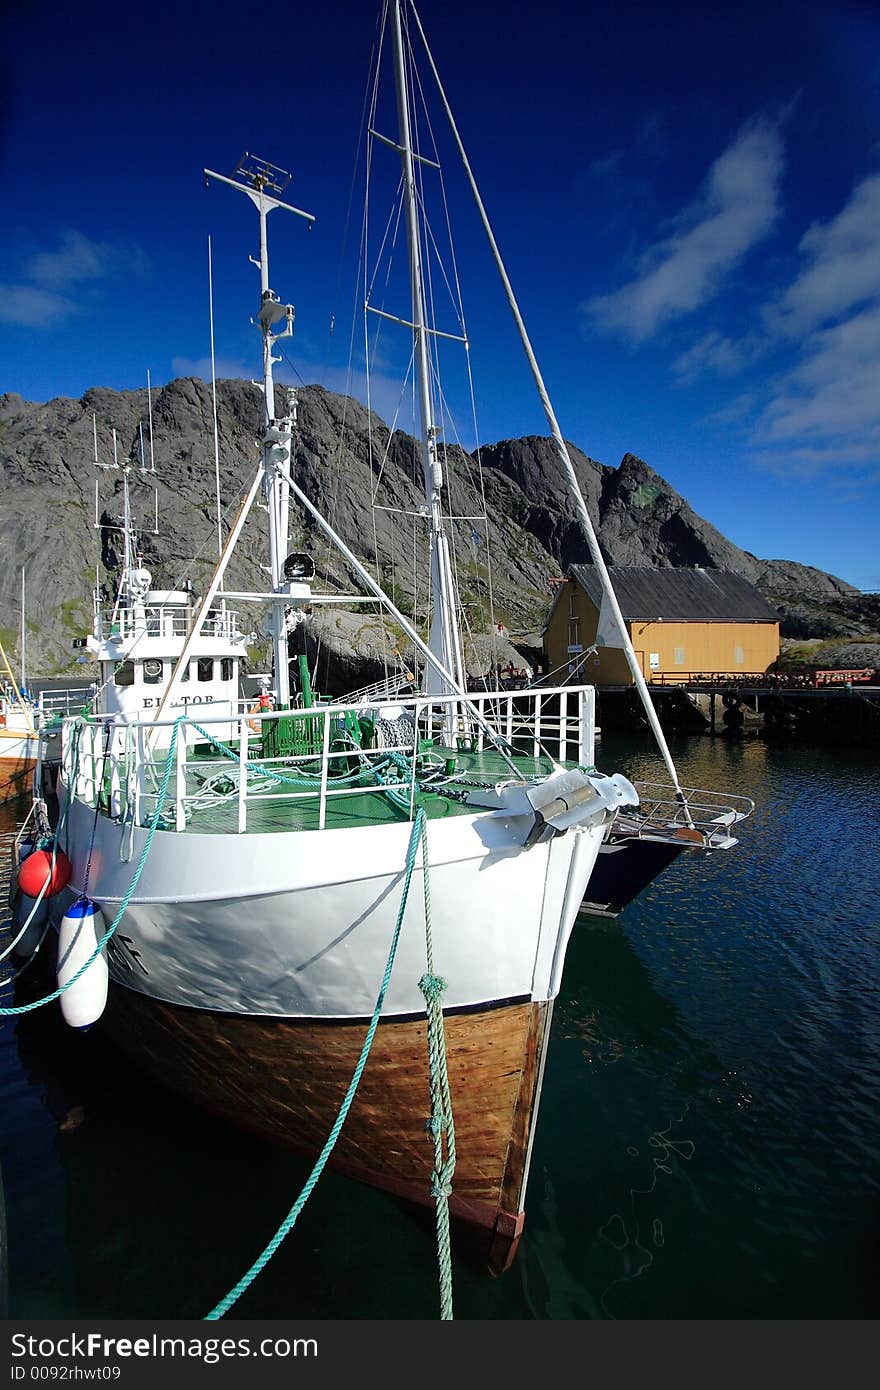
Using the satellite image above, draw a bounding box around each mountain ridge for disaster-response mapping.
[0,377,870,680]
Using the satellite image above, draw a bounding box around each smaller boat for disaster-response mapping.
[0,571,40,795]
[580,781,753,917]
[0,682,40,762]
[0,570,89,800]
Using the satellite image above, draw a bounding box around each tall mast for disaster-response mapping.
[409,0,692,812]
[390,0,465,697]
[20,566,26,693]
[204,154,314,707]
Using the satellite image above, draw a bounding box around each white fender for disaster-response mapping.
[57,899,109,1030]
[11,891,48,959]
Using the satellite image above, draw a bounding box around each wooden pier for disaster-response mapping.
[595,673,880,745]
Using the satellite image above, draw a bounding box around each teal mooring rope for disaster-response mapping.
[417,816,457,1321]
[204,805,438,1319]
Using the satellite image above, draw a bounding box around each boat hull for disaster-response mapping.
[0,731,37,800]
[62,789,602,1017]
[581,833,689,917]
[56,784,605,1265]
[101,982,552,1271]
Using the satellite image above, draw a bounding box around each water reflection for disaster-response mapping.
[2,735,879,1319]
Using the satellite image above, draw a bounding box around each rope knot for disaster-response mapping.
[431,1173,453,1201]
[419,972,447,1004]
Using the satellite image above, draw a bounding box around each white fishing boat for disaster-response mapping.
[0,572,39,791]
[16,0,751,1275]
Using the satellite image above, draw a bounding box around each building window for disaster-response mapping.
[220,657,234,682]
[143,659,163,685]
[674,647,685,666]
[197,657,214,683]
[734,645,744,665]
[114,660,135,687]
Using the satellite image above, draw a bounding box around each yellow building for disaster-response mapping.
[544,565,780,685]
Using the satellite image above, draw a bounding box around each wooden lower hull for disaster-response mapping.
[101,985,554,1272]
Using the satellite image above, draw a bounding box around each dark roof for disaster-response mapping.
[569,565,779,622]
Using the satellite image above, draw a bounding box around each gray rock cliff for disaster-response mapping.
[0,378,868,680]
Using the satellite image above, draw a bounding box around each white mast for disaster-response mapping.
[204,154,314,707]
[146,370,156,473]
[409,0,692,813]
[390,0,465,701]
[19,566,26,693]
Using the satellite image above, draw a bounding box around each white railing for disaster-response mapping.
[39,686,96,717]
[96,607,241,643]
[61,684,597,836]
[628,780,755,840]
[343,671,418,705]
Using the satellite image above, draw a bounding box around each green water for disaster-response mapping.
[1,732,878,1319]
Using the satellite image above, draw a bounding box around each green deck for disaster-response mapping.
[173,741,562,835]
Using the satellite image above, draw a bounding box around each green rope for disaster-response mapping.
[188,721,404,793]
[0,718,182,1017]
[417,819,456,1321]
[204,806,429,1321]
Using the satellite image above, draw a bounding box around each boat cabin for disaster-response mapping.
[86,571,248,740]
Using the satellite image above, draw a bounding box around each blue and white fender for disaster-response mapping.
[57,898,109,1030]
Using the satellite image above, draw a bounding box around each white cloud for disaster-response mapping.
[758,302,880,445]
[584,118,784,342]
[673,331,764,381]
[702,390,759,428]
[171,355,252,381]
[749,439,880,479]
[304,362,418,435]
[746,180,880,476]
[25,230,149,287]
[0,284,77,326]
[766,174,880,337]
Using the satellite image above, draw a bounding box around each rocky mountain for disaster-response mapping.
[0,377,872,686]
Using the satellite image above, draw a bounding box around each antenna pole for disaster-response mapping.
[208,234,224,561]
[146,370,156,472]
[204,157,314,708]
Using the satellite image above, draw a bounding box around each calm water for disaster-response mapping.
[1,733,878,1319]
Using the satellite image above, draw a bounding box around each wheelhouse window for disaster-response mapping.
[220,657,234,682]
[143,658,164,685]
[197,657,214,683]
[114,661,136,687]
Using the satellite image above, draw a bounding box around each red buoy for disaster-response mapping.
[18,848,72,899]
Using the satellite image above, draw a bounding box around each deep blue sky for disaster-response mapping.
[2,0,878,587]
